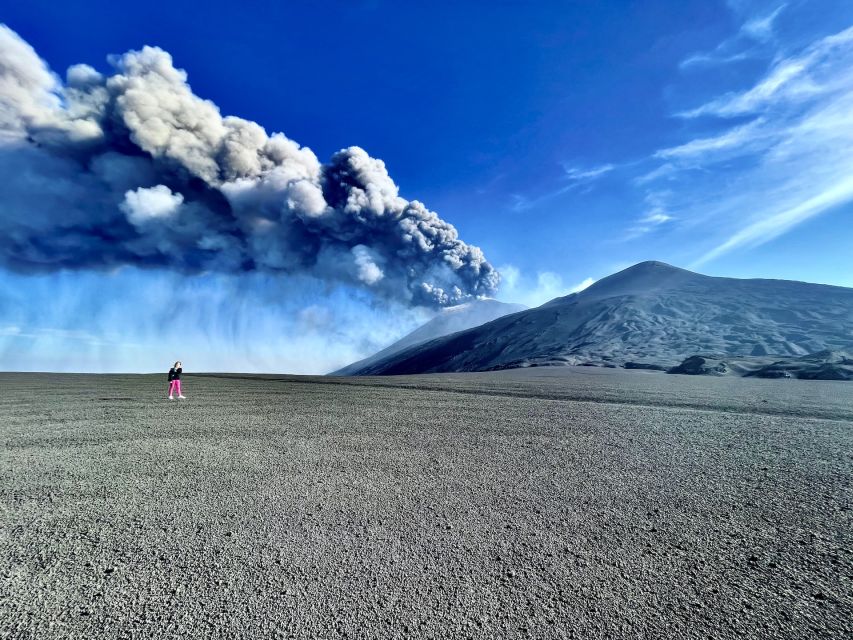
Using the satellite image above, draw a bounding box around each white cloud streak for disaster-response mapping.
[681,25,853,118]
[511,163,614,212]
[562,163,615,181]
[680,3,786,70]
[655,118,767,159]
[694,173,853,266]
[640,15,853,265]
[742,4,787,40]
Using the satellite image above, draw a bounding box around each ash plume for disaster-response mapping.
[0,25,498,307]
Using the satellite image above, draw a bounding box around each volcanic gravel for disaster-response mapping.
[1,368,851,639]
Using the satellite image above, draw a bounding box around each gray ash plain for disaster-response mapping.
[1,368,851,639]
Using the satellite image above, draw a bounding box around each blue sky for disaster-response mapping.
[2,0,853,372]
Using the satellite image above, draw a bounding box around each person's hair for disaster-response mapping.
[173,361,180,368]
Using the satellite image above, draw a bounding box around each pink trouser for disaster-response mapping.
[168,380,182,396]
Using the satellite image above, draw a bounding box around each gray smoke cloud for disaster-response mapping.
[0,25,499,307]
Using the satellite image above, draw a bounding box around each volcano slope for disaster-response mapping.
[332,299,526,376]
[1,368,851,639]
[342,261,853,375]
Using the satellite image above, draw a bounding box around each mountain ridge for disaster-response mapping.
[340,261,853,376]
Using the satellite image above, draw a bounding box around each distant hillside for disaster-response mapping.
[342,261,853,376]
[331,299,526,375]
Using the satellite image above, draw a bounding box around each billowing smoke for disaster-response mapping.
[0,25,498,307]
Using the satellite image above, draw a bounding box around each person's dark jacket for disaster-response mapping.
[168,367,182,381]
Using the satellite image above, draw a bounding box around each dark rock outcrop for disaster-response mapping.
[668,356,728,376]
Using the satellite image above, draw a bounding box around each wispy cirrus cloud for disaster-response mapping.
[511,163,614,212]
[680,3,786,69]
[561,163,615,181]
[680,25,853,119]
[742,4,787,40]
[624,192,675,240]
[654,118,767,160]
[636,12,853,266]
[696,173,853,265]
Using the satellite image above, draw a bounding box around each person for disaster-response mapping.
[167,361,186,400]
